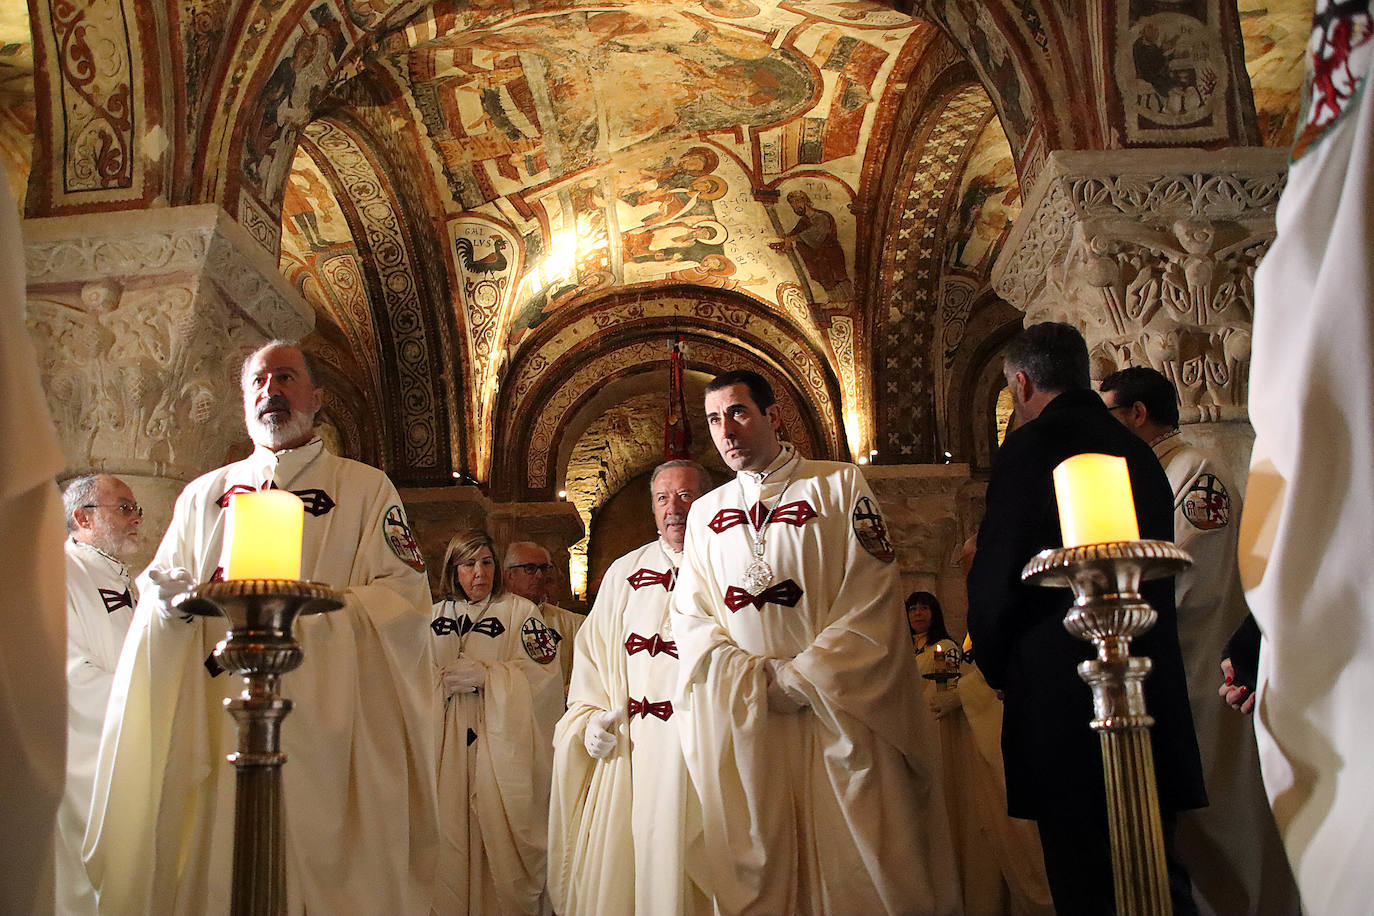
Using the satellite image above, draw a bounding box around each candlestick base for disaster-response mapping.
[1021,539,1190,916]
[174,578,342,916]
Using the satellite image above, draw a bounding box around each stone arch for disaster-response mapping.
[493,289,845,499]
[297,114,460,485]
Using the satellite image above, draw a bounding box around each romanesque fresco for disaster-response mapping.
[280,149,379,360]
[367,0,925,478]
[1239,0,1315,146]
[0,2,35,206]
[946,118,1019,276]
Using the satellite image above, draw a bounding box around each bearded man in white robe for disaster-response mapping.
[672,369,957,916]
[85,341,439,916]
[58,474,143,916]
[549,459,713,916]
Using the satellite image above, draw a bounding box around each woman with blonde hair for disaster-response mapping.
[430,529,563,915]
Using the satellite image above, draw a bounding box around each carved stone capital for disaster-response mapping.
[24,205,314,485]
[992,148,1287,422]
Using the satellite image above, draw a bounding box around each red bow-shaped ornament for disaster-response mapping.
[723,579,803,612]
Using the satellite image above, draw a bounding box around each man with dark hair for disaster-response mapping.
[1101,367,1300,915]
[1100,366,1180,428]
[86,341,439,916]
[673,370,956,914]
[57,474,142,916]
[703,368,776,412]
[968,323,1205,915]
[550,459,712,915]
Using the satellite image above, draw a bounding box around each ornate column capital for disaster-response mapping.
[25,204,314,484]
[992,148,1288,423]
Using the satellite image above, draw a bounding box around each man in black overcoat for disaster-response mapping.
[967,322,1206,915]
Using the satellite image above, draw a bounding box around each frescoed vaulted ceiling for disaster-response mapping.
[10,0,1315,591]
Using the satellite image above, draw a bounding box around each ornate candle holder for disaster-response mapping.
[175,579,342,916]
[921,643,964,688]
[1021,539,1191,916]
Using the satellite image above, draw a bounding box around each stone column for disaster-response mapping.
[400,485,493,596]
[488,501,586,606]
[992,148,1289,478]
[25,204,313,570]
[864,464,980,637]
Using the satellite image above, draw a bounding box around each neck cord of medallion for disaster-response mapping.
[737,463,796,592]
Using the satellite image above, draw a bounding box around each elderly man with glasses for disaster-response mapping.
[57,474,142,916]
[504,541,582,697]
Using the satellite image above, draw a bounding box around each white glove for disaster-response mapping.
[764,659,809,714]
[146,567,196,621]
[929,687,963,720]
[584,708,625,759]
[441,658,487,698]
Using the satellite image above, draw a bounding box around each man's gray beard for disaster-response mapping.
[247,408,316,450]
[90,524,136,560]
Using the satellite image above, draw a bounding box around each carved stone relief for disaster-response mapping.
[24,204,313,483]
[992,148,1286,422]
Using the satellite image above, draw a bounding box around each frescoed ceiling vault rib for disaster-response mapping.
[299,114,454,485]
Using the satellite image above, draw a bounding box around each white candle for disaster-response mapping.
[1053,453,1140,547]
[225,490,305,580]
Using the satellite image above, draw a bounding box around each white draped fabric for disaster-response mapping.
[954,652,1054,916]
[673,446,957,916]
[1155,436,1299,915]
[58,540,135,916]
[85,440,440,916]
[549,538,708,916]
[541,602,584,696]
[1243,11,1374,913]
[0,167,67,916]
[430,591,562,916]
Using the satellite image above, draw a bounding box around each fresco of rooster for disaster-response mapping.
[455,235,509,274]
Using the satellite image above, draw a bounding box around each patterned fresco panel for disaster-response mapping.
[32,0,139,202]
[876,85,992,463]
[304,117,442,472]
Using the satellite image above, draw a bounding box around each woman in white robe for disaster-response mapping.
[909,591,1006,916]
[430,530,563,916]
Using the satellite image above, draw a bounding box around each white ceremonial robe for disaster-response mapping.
[673,446,957,916]
[549,538,709,916]
[1156,435,1299,916]
[85,439,440,916]
[58,540,135,916]
[917,639,1005,916]
[1242,10,1374,913]
[541,602,584,697]
[0,165,67,916]
[954,647,1054,916]
[430,590,562,916]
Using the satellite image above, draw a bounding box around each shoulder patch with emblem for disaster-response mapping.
[852,495,895,562]
[383,505,426,572]
[1183,473,1230,530]
[521,616,558,664]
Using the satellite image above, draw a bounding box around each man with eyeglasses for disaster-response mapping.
[86,340,438,916]
[549,459,712,915]
[505,540,582,696]
[55,474,142,916]
[1100,366,1300,915]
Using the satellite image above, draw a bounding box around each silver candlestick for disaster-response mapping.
[1022,539,1191,916]
[176,578,342,916]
